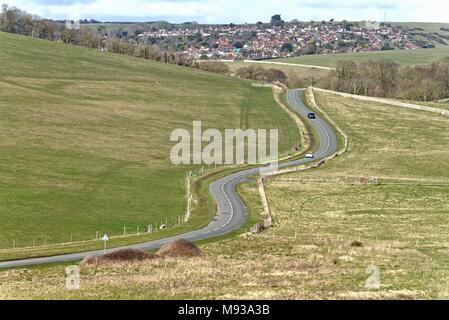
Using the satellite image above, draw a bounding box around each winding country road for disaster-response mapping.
[0,89,338,269]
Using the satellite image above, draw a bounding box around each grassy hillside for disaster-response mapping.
[3,91,449,299]
[392,22,449,47]
[223,60,330,77]
[0,32,299,253]
[275,47,449,68]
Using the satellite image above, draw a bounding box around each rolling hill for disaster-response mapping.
[0,31,299,255]
[274,47,449,68]
[392,22,449,48]
[4,89,449,299]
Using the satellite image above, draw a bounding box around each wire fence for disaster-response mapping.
[0,148,300,252]
[0,215,188,251]
[270,175,381,185]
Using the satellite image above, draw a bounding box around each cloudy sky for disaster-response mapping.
[4,0,449,23]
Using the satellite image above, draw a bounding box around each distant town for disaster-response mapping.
[1,4,443,62]
[105,16,424,60]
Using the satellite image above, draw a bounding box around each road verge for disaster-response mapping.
[313,87,449,117]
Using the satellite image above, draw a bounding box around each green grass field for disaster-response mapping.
[0,32,300,253]
[393,22,449,33]
[392,22,449,47]
[223,60,330,77]
[3,90,449,299]
[384,97,449,111]
[275,47,449,68]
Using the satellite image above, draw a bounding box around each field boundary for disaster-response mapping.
[185,172,193,223]
[243,60,336,70]
[200,59,335,70]
[312,87,449,116]
[258,177,271,215]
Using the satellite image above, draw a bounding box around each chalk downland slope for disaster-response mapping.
[3,91,449,299]
[0,31,299,255]
[275,47,449,68]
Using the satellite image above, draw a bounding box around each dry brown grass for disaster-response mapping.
[1,91,449,299]
[156,239,205,259]
[81,249,156,266]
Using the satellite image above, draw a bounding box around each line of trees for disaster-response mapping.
[103,37,198,67]
[1,4,59,40]
[0,4,197,68]
[324,58,449,101]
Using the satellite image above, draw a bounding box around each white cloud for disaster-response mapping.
[4,0,449,23]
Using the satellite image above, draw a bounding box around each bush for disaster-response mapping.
[156,239,205,258]
[286,73,306,89]
[197,61,230,74]
[235,65,287,83]
[267,68,288,82]
[350,240,363,247]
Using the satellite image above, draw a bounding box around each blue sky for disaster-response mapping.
[5,0,449,23]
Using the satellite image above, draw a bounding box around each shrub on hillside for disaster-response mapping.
[197,61,230,74]
[267,68,288,82]
[287,73,307,89]
[156,239,205,258]
[235,65,288,83]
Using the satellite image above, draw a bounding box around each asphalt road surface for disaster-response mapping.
[0,89,338,269]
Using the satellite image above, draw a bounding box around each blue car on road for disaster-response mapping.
[308,113,316,119]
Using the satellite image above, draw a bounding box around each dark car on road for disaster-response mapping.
[308,113,316,119]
